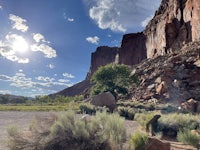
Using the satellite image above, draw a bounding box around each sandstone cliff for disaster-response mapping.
[144,0,200,58]
[86,46,118,79]
[52,0,200,99]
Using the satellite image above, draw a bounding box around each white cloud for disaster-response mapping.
[141,15,153,27]
[86,0,161,32]
[0,5,2,9]
[0,90,11,94]
[67,18,74,22]
[19,69,23,72]
[86,36,99,44]
[47,64,55,69]
[31,43,57,58]
[0,34,30,63]
[33,33,48,43]
[0,72,74,96]
[9,14,29,32]
[63,72,75,78]
[58,79,70,83]
[35,76,55,82]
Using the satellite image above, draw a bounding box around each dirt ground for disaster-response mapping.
[0,111,140,150]
[0,111,197,150]
[0,111,57,149]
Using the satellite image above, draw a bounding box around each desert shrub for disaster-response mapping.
[157,103,177,113]
[158,113,200,131]
[79,103,96,115]
[7,110,126,150]
[134,112,156,128]
[118,106,135,120]
[177,129,200,147]
[129,131,148,150]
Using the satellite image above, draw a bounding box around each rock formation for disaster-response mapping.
[132,41,200,104]
[86,46,118,79]
[52,0,200,101]
[119,33,147,67]
[144,0,200,58]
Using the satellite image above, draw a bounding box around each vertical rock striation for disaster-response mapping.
[144,0,200,58]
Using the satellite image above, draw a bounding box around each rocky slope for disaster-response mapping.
[131,41,200,105]
[52,0,200,100]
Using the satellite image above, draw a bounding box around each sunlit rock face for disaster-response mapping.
[144,0,200,58]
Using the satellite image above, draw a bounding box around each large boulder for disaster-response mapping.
[181,98,200,113]
[146,138,170,150]
[90,92,116,111]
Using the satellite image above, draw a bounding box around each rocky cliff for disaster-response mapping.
[52,0,200,99]
[86,46,119,79]
[144,0,200,58]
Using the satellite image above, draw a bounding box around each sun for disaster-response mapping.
[12,36,29,53]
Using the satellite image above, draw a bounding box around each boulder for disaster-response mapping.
[90,92,116,111]
[181,98,200,113]
[146,138,170,150]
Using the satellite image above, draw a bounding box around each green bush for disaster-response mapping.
[90,63,138,98]
[7,110,126,150]
[118,106,135,120]
[79,103,96,115]
[129,131,148,150]
[134,112,156,128]
[158,113,200,131]
[177,130,200,147]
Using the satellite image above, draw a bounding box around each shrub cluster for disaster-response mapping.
[117,106,135,120]
[129,131,148,150]
[177,129,200,147]
[7,110,126,150]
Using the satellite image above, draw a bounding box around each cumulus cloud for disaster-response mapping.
[31,43,57,58]
[33,33,47,43]
[0,34,30,63]
[86,36,99,44]
[86,0,161,32]
[9,14,29,32]
[67,18,74,22]
[0,5,2,9]
[63,72,75,78]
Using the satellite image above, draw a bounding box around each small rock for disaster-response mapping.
[147,84,155,89]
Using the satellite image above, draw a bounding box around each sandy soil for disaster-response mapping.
[0,111,56,149]
[0,111,140,150]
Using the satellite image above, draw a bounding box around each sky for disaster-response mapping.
[0,0,161,97]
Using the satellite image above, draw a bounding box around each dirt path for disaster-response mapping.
[0,111,140,150]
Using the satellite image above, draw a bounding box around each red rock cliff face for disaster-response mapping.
[119,33,147,67]
[87,33,147,79]
[144,0,200,58]
[86,46,118,79]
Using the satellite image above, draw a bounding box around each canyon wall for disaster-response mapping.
[144,0,200,58]
[53,0,200,97]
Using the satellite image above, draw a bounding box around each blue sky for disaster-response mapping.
[0,0,161,97]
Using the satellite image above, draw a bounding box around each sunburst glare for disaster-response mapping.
[12,36,29,53]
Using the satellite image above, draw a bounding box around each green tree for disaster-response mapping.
[90,63,138,99]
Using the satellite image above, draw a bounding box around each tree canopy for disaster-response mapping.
[90,63,138,99]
